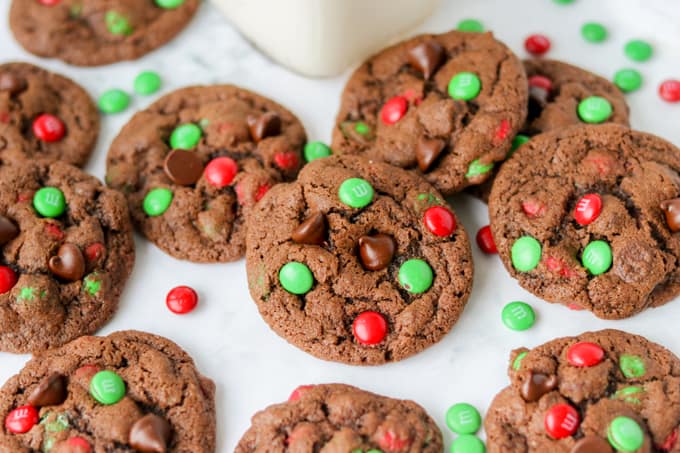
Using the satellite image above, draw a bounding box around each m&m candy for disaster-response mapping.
[90,371,126,405]
[338,178,374,209]
[279,262,314,295]
[166,286,198,314]
[143,188,173,216]
[380,96,408,125]
[619,354,646,378]
[578,96,613,123]
[446,403,481,434]
[502,302,535,331]
[303,141,332,162]
[476,225,497,254]
[4,405,39,434]
[574,193,602,226]
[448,72,482,101]
[607,416,644,452]
[398,259,433,294]
[204,157,238,188]
[659,80,680,103]
[33,187,66,218]
[0,266,18,294]
[525,34,551,56]
[170,124,202,149]
[33,114,65,142]
[98,89,130,114]
[352,311,388,345]
[134,71,162,95]
[581,240,612,275]
[511,236,541,272]
[423,206,456,237]
[544,403,580,439]
[567,342,605,367]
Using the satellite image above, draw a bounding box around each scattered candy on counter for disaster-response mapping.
[143,188,173,217]
[524,34,551,56]
[98,88,130,114]
[613,68,643,93]
[352,311,388,345]
[475,225,497,254]
[581,22,607,43]
[166,285,198,314]
[624,39,653,62]
[457,19,484,33]
[398,259,434,294]
[89,370,126,405]
[451,434,486,453]
[279,262,314,295]
[446,403,481,434]
[134,71,162,95]
[448,72,481,101]
[32,113,65,142]
[659,79,680,103]
[33,187,66,218]
[303,141,332,162]
[501,301,535,331]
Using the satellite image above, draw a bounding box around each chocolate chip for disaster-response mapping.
[0,215,19,245]
[247,112,281,142]
[660,198,680,232]
[407,41,445,79]
[520,371,558,402]
[48,244,86,282]
[27,373,67,407]
[358,234,396,271]
[129,413,172,453]
[291,212,326,246]
[163,149,204,186]
[416,138,446,172]
[0,73,26,96]
[570,435,613,453]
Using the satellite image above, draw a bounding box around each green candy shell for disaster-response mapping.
[134,71,162,95]
[398,259,434,294]
[304,141,332,162]
[578,96,613,124]
[446,403,482,434]
[581,240,612,275]
[98,89,130,114]
[279,262,314,295]
[143,188,173,217]
[170,123,202,149]
[448,72,481,101]
[338,178,374,208]
[451,435,486,453]
[89,370,126,405]
[607,416,644,452]
[511,236,542,272]
[619,354,646,378]
[502,302,536,331]
[33,187,66,218]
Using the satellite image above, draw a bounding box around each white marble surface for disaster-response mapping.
[0,0,679,451]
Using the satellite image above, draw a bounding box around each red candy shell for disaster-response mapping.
[544,403,580,439]
[353,311,388,345]
[521,199,545,218]
[66,437,92,452]
[5,405,39,434]
[525,34,551,56]
[567,342,605,367]
[380,96,408,125]
[528,75,553,91]
[0,266,17,294]
[659,80,680,103]
[288,385,315,402]
[379,430,412,451]
[423,206,457,237]
[204,157,238,188]
[494,119,511,143]
[39,0,61,5]
[32,114,65,142]
[273,152,299,171]
[166,285,198,314]
[476,225,497,254]
[574,194,602,226]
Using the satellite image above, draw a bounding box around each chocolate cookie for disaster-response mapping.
[0,159,134,353]
[236,383,442,452]
[0,330,216,452]
[106,85,307,262]
[331,30,528,195]
[488,124,680,319]
[245,155,473,365]
[485,329,680,453]
[0,63,99,167]
[9,0,199,67]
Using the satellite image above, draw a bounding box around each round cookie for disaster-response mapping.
[485,329,680,453]
[236,383,442,452]
[0,330,216,452]
[106,85,307,262]
[0,158,134,353]
[9,0,200,67]
[331,30,528,195]
[0,63,99,167]
[245,155,473,365]
[489,124,680,319]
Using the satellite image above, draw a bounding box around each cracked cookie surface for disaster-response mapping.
[485,329,680,453]
[331,30,528,195]
[106,85,307,263]
[0,63,99,167]
[0,158,134,353]
[9,0,200,66]
[236,383,442,453]
[0,330,216,452]
[489,124,680,319]
[245,155,473,365]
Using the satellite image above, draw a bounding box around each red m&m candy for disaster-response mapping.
[423,206,457,237]
[567,342,605,367]
[288,385,315,402]
[528,75,553,91]
[521,199,545,218]
[204,157,238,188]
[380,96,408,125]
[273,152,299,171]
[476,225,497,254]
[352,311,388,345]
[5,405,39,434]
[379,430,412,451]
[65,437,92,452]
[659,80,680,103]
[166,285,198,314]
[494,119,511,143]
[0,266,17,294]
[544,403,580,439]
[525,34,551,56]
[38,0,61,5]
[574,194,602,226]
[32,114,65,142]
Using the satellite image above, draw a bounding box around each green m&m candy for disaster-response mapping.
[581,22,608,43]
[613,386,644,404]
[466,159,494,178]
[33,187,66,218]
[304,141,332,162]
[614,68,643,93]
[90,370,126,405]
[448,72,481,101]
[355,122,371,136]
[279,262,314,294]
[581,240,612,275]
[446,403,481,434]
[134,71,162,95]
[607,416,644,452]
[105,11,133,36]
[624,39,653,62]
[398,259,433,294]
[510,134,530,155]
[155,0,185,8]
[513,351,528,370]
[502,301,535,331]
[578,96,613,123]
[338,178,374,208]
[170,124,202,149]
[143,188,173,216]
[619,354,646,378]
[457,19,484,33]
[511,236,541,272]
[98,89,130,114]
[553,0,575,4]
[451,434,486,453]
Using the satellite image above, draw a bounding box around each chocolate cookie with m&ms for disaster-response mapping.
[489,124,680,319]
[245,155,473,365]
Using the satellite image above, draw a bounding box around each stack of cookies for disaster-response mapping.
[1,0,679,451]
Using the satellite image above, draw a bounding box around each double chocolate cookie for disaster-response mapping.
[245,155,473,365]
[489,124,680,319]
[332,30,528,194]
[0,63,99,167]
[485,329,680,453]
[0,330,216,452]
[10,0,200,66]
[0,159,134,353]
[106,85,307,262]
[236,383,442,452]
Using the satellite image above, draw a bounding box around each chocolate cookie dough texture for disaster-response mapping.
[332,30,528,194]
[485,330,680,453]
[0,330,216,452]
[489,124,680,319]
[9,0,200,66]
[0,63,99,167]
[246,155,473,365]
[236,383,443,452]
[106,85,307,262]
[0,159,134,353]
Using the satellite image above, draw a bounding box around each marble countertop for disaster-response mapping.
[0,0,679,450]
